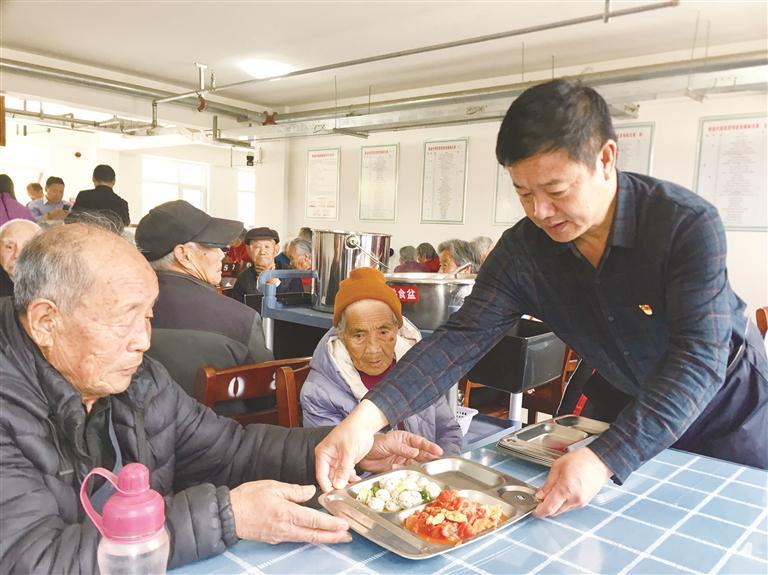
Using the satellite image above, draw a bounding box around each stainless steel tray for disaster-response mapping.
[318,456,537,560]
[496,415,610,467]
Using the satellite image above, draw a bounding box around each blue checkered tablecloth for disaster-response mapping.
[171,446,767,575]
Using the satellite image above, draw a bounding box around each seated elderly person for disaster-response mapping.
[394,245,426,272]
[0,219,41,297]
[286,237,313,293]
[0,223,442,572]
[231,226,303,306]
[301,268,463,454]
[135,201,272,400]
[471,236,494,264]
[437,238,480,274]
[416,242,440,272]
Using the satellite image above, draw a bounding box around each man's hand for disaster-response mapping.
[533,448,612,518]
[359,430,443,475]
[315,400,390,492]
[230,480,351,544]
[46,209,68,220]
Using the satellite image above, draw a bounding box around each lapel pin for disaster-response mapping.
[638,304,654,316]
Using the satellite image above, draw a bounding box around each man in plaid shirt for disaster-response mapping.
[315,79,768,517]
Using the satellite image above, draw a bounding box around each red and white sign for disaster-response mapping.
[391,286,419,302]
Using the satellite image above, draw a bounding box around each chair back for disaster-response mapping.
[194,357,310,426]
[757,306,768,337]
[275,365,312,427]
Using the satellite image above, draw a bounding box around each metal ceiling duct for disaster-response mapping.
[0,58,263,123]
[220,53,768,142]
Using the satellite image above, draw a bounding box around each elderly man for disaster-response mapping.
[315,79,768,520]
[0,223,442,572]
[301,268,462,454]
[135,200,272,400]
[437,238,479,273]
[231,226,302,305]
[28,176,71,223]
[0,219,41,297]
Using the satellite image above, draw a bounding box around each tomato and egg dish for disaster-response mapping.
[403,489,507,544]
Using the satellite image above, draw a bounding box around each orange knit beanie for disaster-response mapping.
[332,267,403,327]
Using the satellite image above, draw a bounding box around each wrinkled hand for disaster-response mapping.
[533,448,612,518]
[359,430,443,475]
[315,400,389,492]
[230,480,351,544]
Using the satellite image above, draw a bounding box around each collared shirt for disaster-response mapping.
[28,198,72,221]
[365,171,749,482]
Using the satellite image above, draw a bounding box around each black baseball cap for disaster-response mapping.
[245,227,280,243]
[136,200,243,261]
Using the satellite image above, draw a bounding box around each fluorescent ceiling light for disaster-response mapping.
[239,59,295,80]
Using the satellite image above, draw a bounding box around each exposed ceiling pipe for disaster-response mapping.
[0,58,263,122]
[154,0,680,106]
[269,50,767,125]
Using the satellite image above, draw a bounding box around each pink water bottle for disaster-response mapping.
[80,463,170,575]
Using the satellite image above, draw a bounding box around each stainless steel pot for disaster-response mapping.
[384,272,475,330]
[312,230,391,312]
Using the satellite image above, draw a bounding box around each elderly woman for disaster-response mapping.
[301,267,463,454]
[437,238,480,273]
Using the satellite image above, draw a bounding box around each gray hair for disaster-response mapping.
[399,245,416,262]
[148,241,202,272]
[471,236,493,254]
[437,239,479,273]
[416,242,436,260]
[288,237,312,257]
[13,224,129,313]
[0,218,41,239]
[338,308,399,335]
[298,227,313,242]
[64,209,124,235]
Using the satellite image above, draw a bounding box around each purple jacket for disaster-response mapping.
[0,194,35,226]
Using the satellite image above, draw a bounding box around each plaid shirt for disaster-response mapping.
[365,171,749,482]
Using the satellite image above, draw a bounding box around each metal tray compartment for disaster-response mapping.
[319,456,537,560]
[497,415,610,466]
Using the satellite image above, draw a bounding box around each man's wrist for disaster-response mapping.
[355,399,389,433]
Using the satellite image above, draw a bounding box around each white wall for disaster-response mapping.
[285,93,768,314]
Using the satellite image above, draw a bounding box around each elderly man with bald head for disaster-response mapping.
[0,223,442,573]
[0,218,41,297]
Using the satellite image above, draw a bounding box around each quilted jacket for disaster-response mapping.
[0,297,329,573]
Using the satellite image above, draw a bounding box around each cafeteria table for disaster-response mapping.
[170,442,767,575]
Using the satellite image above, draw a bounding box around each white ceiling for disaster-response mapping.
[2,0,766,110]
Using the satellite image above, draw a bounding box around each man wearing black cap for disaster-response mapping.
[135,200,272,403]
[230,226,302,306]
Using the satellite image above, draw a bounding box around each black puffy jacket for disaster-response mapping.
[0,297,329,573]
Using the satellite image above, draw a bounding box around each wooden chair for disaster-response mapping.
[757,306,768,338]
[275,364,312,427]
[194,357,310,426]
[523,347,580,425]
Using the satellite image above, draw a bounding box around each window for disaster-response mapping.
[141,157,207,216]
[237,169,256,228]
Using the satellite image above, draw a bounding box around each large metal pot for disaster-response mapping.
[384,272,475,330]
[313,229,391,312]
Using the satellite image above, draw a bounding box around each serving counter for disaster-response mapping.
[170,443,767,575]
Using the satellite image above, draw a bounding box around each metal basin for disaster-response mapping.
[384,272,475,330]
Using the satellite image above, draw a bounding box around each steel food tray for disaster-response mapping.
[496,415,610,467]
[318,456,538,560]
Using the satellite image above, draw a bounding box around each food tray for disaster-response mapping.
[318,456,538,560]
[496,415,610,467]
